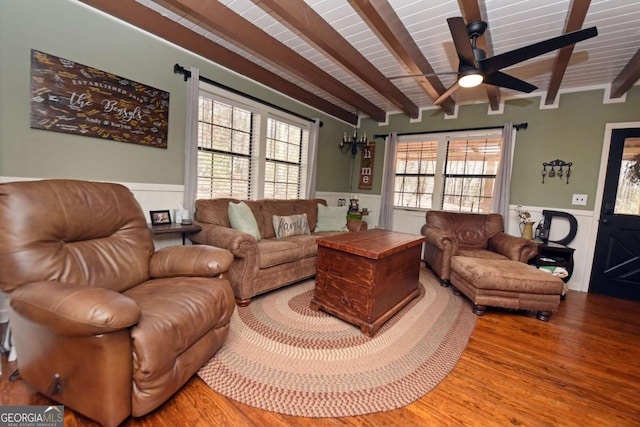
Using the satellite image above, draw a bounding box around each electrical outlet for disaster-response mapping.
[572,194,587,206]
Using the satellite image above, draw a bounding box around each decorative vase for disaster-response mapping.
[521,221,534,240]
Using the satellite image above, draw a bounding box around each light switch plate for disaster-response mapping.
[572,194,588,206]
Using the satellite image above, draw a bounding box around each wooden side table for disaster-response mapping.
[148,223,202,245]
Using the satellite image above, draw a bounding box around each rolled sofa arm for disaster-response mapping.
[9,281,141,336]
[488,232,539,262]
[347,218,368,232]
[150,245,234,278]
[189,223,258,258]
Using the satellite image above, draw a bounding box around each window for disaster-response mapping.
[395,140,438,209]
[196,87,308,200]
[197,97,253,199]
[615,137,640,215]
[394,131,503,213]
[264,117,303,199]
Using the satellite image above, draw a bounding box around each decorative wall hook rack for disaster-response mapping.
[542,159,572,184]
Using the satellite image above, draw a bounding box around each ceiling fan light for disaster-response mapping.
[458,72,484,88]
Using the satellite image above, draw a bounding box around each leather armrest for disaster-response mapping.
[9,281,140,336]
[488,232,539,262]
[150,245,233,278]
[189,223,258,258]
[421,224,457,281]
[420,224,456,252]
[347,218,368,232]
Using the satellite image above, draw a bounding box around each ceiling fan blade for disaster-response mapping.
[433,81,460,106]
[484,71,537,93]
[480,27,598,75]
[386,71,459,81]
[447,17,477,68]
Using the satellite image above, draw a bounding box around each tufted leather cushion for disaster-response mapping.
[426,211,504,249]
[0,180,153,293]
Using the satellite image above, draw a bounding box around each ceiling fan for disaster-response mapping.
[392,17,598,105]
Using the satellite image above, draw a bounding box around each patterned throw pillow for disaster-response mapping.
[272,214,310,239]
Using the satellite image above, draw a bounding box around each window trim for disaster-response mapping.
[198,82,310,200]
[394,129,503,212]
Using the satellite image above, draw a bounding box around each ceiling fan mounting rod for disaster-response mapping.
[466,21,487,39]
[467,21,487,62]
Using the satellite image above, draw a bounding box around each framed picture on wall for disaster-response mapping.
[30,49,170,148]
[150,210,172,226]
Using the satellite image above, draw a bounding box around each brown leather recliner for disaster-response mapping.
[420,210,538,286]
[0,180,236,427]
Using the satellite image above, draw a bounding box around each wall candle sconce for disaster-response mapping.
[340,128,369,156]
[542,159,572,184]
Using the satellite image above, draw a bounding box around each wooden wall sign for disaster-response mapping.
[358,143,375,189]
[30,49,170,148]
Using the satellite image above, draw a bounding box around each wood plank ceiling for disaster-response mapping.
[81,0,640,125]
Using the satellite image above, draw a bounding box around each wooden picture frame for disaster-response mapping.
[150,210,172,226]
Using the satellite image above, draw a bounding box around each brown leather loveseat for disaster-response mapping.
[0,180,236,427]
[190,198,367,306]
[421,210,538,286]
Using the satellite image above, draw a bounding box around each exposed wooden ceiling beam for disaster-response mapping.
[545,0,591,106]
[252,0,420,119]
[348,0,456,116]
[458,0,501,110]
[78,0,359,125]
[610,46,640,99]
[161,0,386,123]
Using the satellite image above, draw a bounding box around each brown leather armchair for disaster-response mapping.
[421,210,538,286]
[0,180,236,427]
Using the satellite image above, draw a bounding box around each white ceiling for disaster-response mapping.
[123,0,640,119]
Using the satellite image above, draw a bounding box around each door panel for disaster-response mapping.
[590,128,640,300]
[589,128,640,301]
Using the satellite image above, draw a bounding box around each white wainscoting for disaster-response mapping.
[391,208,428,235]
[124,181,186,249]
[505,205,595,293]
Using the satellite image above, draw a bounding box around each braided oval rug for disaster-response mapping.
[198,266,476,417]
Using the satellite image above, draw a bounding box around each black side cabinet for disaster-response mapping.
[530,242,575,299]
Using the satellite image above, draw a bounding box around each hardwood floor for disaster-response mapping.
[2,283,639,426]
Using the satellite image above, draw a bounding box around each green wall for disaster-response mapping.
[2,0,639,210]
[357,87,640,210]
[0,0,352,189]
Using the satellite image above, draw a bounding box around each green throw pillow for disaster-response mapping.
[272,214,310,239]
[314,204,348,232]
[228,201,261,241]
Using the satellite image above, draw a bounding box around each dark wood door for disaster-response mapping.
[589,128,640,300]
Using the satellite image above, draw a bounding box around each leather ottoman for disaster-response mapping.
[449,256,564,321]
